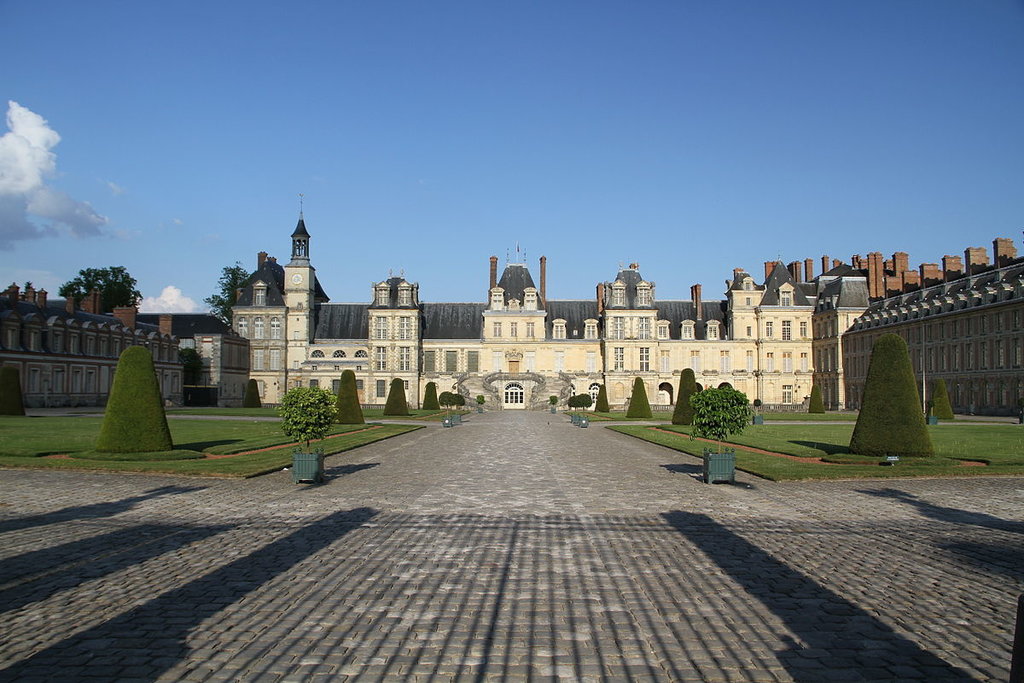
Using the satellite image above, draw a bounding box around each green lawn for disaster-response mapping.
[167,407,448,420]
[610,422,1024,481]
[0,416,422,477]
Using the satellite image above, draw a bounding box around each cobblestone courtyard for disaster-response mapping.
[1,411,1022,681]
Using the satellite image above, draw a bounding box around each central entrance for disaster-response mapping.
[503,382,525,409]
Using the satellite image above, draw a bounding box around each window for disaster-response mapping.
[682,323,694,340]
[782,352,792,373]
[399,317,412,340]
[399,347,411,371]
[765,321,773,338]
[467,350,479,372]
[375,346,387,371]
[690,351,701,373]
[766,352,775,372]
[554,351,563,372]
[585,321,597,339]
[492,322,502,337]
[782,320,791,341]
[375,286,389,306]
[423,350,435,372]
[553,320,566,339]
[398,287,412,307]
[510,322,518,338]
[236,318,247,337]
[492,351,502,371]
[309,379,319,388]
[612,317,624,340]
[254,285,266,306]
[332,349,345,358]
[657,323,668,340]
[355,349,368,358]
[800,352,808,372]
[782,385,794,404]
[374,317,388,340]
[270,317,281,339]
[746,350,754,372]
[799,321,808,338]
[638,318,651,340]
[660,350,670,373]
[311,350,325,358]
[589,383,601,403]
[612,285,625,307]
[586,351,597,373]
[637,286,651,307]
[253,349,265,370]
[639,347,650,372]
[445,350,458,372]
[720,351,731,373]
[526,322,535,338]
[526,351,537,372]
[745,326,752,338]
[613,347,624,371]
[781,291,792,306]
[706,323,719,340]
[270,349,281,370]
[253,317,265,339]
[332,379,341,394]
[376,380,386,398]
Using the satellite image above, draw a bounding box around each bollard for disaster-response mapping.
[1011,593,1024,683]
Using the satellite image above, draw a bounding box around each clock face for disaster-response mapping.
[291,273,303,284]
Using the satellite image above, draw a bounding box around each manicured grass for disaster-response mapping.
[0,416,422,477]
[167,407,447,420]
[611,422,1024,481]
[761,412,859,421]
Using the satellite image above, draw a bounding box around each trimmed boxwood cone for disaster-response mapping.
[930,378,954,420]
[383,378,410,416]
[96,346,173,452]
[242,378,262,408]
[422,381,440,410]
[0,366,26,416]
[626,377,652,418]
[850,333,933,457]
[595,384,609,412]
[335,370,365,424]
[672,368,697,425]
[808,385,825,413]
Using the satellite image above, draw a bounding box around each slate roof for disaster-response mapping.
[496,264,536,305]
[814,279,870,311]
[369,277,417,309]
[136,314,233,337]
[236,259,286,307]
[603,266,653,309]
[291,216,310,238]
[0,297,165,333]
[421,303,486,339]
[759,263,814,306]
[545,300,599,338]
[313,304,369,340]
[654,300,728,340]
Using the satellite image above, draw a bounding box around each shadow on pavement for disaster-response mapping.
[857,488,1024,535]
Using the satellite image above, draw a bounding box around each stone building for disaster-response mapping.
[0,285,182,408]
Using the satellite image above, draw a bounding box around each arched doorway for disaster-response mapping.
[589,383,601,404]
[658,382,673,405]
[504,382,525,409]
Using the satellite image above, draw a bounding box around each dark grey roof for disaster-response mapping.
[236,259,286,306]
[136,314,233,337]
[821,263,863,278]
[603,266,654,309]
[313,304,369,340]
[369,277,417,309]
[546,300,599,338]
[291,216,310,238]
[815,279,870,311]
[728,271,759,291]
[760,263,813,306]
[421,303,486,339]
[0,296,164,335]
[654,300,728,340]
[496,264,536,305]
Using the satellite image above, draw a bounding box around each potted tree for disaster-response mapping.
[751,398,764,425]
[549,395,558,414]
[279,386,337,483]
[1018,398,1024,425]
[926,400,939,426]
[691,387,752,484]
[476,395,485,413]
[438,391,455,426]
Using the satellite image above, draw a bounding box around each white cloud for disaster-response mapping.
[105,180,125,195]
[0,100,108,248]
[140,285,199,313]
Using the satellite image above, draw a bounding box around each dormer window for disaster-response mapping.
[743,279,753,291]
[585,320,598,339]
[375,285,390,307]
[780,289,792,306]
[707,322,720,340]
[657,322,669,340]
[490,289,504,310]
[398,285,412,307]
[681,321,695,340]
[524,289,537,311]
[612,283,625,307]
[253,283,267,306]
[636,284,652,307]
[553,320,567,339]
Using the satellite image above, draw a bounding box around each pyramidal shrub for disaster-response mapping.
[96,346,173,453]
[335,370,365,424]
[626,378,652,418]
[0,366,26,416]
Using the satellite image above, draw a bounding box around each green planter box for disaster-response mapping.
[927,415,939,425]
[703,449,736,484]
[579,417,589,428]
[550,406,556,414]
[292,451,325,484]
[477,406,484,413]
[752,415,764,425]
[570,414,580,425]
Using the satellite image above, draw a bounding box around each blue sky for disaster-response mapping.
[2,1,1022,310]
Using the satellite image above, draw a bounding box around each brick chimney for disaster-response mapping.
[892,252,910,276]
[850,254,864,269]
[36,289,47,309]
[81,288,102,314]
[919,263,942,288]
[902,271,921,292]
[539,255,547,305]
[257,251,268,269]
[5,282,19,302]
[866,252,884,298]
[964,247,988,275]
[804,258,814,282]
[489,255,498,291]
[942,255,963,281]
[763,261,777,281]
[993,237,1017,267]
[112,306,137,330]
[23,284,35,302]
[596,282,605,315]
[787,261,802,283]
[832,259,841,270]
[66,297,76,314]
[159,314,173,336]
[691,284,703,320]
[884,275,903,297]
[821,255,831,274]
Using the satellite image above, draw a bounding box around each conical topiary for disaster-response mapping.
[808,385,825,413]
[383,378,410,416]
[422,381,440,410]
[850,334,933,457]
[672,368,697,425]
[0,366,26,416]
[595,384,609,412]
[242,378,262,408]
[335,370,364,424]
[626,378,653,418]
[930,378,954,420]
[96,346,173,452]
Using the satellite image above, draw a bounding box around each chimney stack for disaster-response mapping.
[892,252,910,276]
[787,261,802,283]
[993,237,1017,267]
[159,314,173,336]
[36,289,47,310]
[112,306,137,330]
[832,259,841,270]
[539,255,547,305]
[257,251,268,269]
[942,255,963,281]
[691,284,703,320]
[919,263,942,288]
[82,288,102,314]
[5,282,19,302]
[821,255,830,274]
[23,284,35,302]
[964,247,988,275]
[66,297,76,314]
[804,258,814,282]
[489,255,498,290]
[763,260,777,281]
[867,252,884,298]
[596,283,605,315]
[902,271,921,292]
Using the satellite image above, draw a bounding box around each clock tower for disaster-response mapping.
[285,213,316,369]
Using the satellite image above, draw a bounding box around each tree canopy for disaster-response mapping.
[279,386,337,449]
[690,387,752,452]
[205,262,251,325]
[59,266,141,312]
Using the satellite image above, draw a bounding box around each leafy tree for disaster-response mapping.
[672,369,697,425]
[626,378,652,418]
[850,334,933,457]
[595,384,609,412]
[243,379,262,408]
[0,366,26,416]
[335,370,364,424]
[279,386,336,450]
[452,393,466,407]
[476,395,485,406]
[930,378,954,420]
[383,378,410,416]
[96,346,173,452]
[568,393,593,410]
[205,262,251,325]
[59,266,141,312]
[549,395,558,406]
[808,385,825,413]
[691,387,752,453]
[422,381,440,410]
[179,348,203,385]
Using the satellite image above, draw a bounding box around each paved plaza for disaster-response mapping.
[0,411,1022,681]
